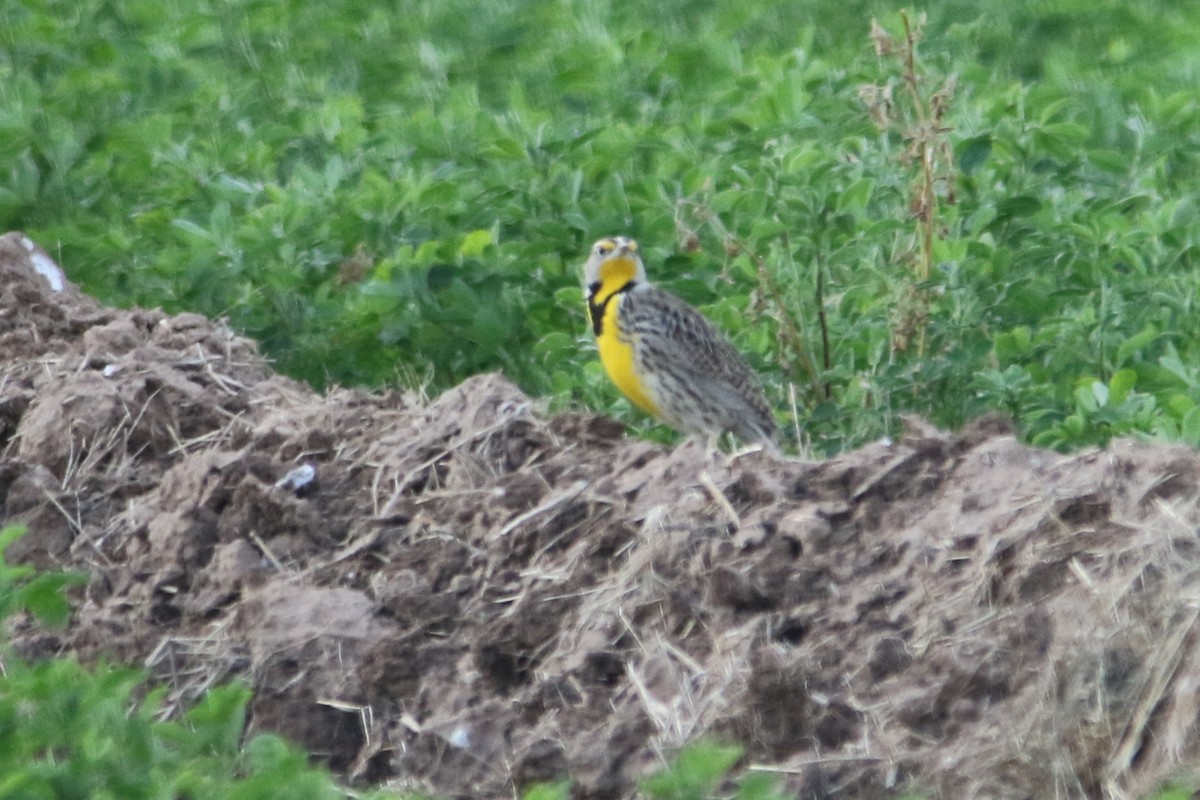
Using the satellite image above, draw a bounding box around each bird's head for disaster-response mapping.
[583,236,646,302]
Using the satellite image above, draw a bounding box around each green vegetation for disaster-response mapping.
[640,742,786,800]
[521,741,787,800]
[5,0,1200,453]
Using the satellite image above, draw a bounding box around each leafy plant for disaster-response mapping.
[1147,785,1200,800]
[641,741,788,800]
[0,525,86,627]
[5,0,1200,453]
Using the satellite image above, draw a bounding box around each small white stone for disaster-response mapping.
[274,463,316,491]
[20,238,65,292]
[447,725,471,749]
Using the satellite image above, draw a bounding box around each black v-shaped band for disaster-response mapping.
[587,281,637,336]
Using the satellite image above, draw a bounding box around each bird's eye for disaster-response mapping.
[596,242,613,255]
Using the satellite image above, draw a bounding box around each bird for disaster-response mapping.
[582,235,776,447]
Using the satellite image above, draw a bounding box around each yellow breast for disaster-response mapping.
[595,294,660,417]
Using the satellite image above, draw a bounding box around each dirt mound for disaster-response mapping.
[3,230,1200,799]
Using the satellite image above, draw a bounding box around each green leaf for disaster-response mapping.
[958,134,992,175]
[835,178,873,213]
[1038,121,1090,145]
[533,331,576,359]
[1107,369,1137,405]
[171,218,216,242]
[642,741,743,800]
[1088,149,1132,174]
[242,733,300,773]
[993,327,1032,361]
[1167,393,1195,418]
[1063,414,1085,438]
[19,572,87,628]
[1114,325,1159,366]
[487,136,527,160]
[1181,407,1200,448]
[735,771,789,800]
[459,229,494,258]
[749,219,788,243]
[523,779,572,800]
[181,683,251,756]
[0,524,29,555]
[994,196,1043,220]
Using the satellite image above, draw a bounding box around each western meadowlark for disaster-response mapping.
[583,235,776,445]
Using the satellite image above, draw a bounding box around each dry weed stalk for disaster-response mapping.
[673,197,825,402]
[860,11,957,358]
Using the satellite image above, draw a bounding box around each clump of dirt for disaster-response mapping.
[3,230,1200,799]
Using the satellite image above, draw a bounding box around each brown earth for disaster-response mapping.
[3,230,1200,799]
